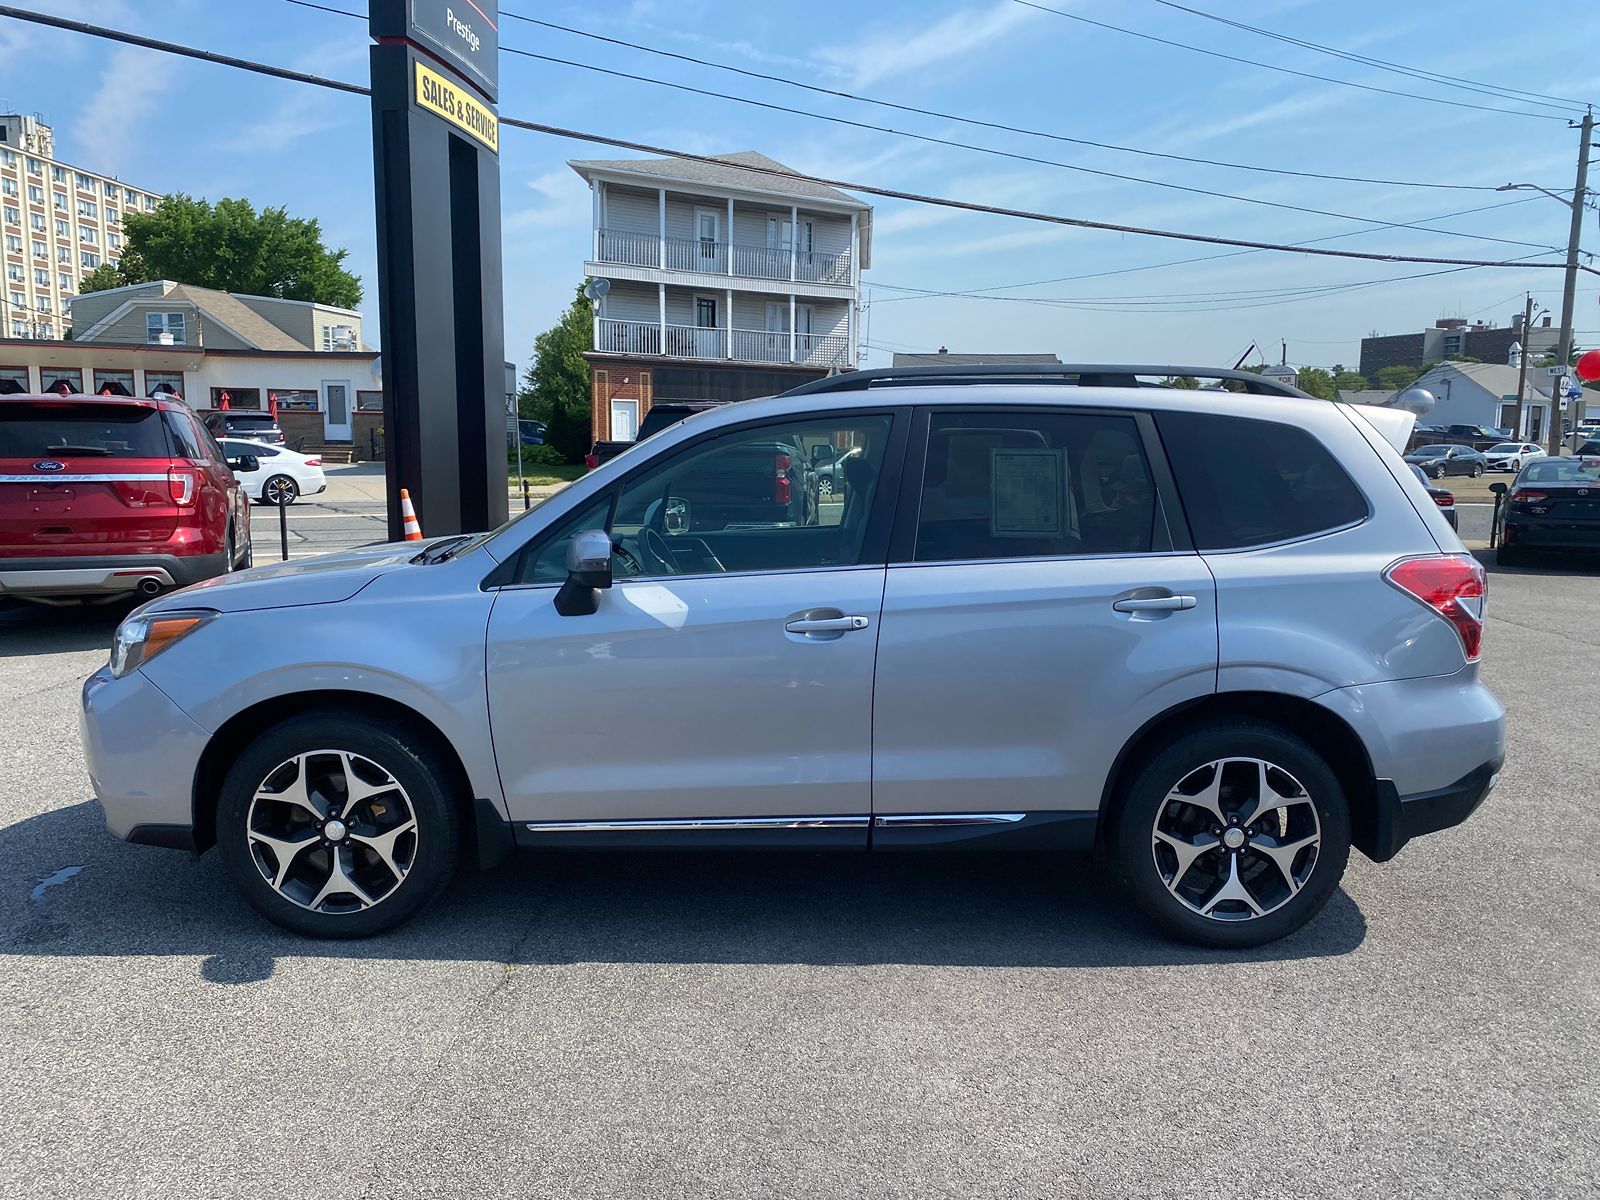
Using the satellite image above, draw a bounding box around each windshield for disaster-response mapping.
[0,402,171,457]
[1487,443,1520,453]
[228,416,278,428]
[1411,445,1450,455]
[1522,459,1600,484]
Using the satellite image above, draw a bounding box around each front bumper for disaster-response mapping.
[1365,759,1503,863]
[81,665,210,845]
[0,551,226,598]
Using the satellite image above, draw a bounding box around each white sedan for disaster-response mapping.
[219,438,328,505]
[1483,442,1544,472]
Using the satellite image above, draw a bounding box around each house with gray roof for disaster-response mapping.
[569,151,871,444]
[1406,361,1556,442]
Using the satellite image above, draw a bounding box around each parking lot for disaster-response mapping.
[1,478,1597,1198]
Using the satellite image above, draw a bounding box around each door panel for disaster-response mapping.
[872,556,1217,815]
[486,568,885,825]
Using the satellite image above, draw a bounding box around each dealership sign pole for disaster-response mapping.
[368,0,508,539]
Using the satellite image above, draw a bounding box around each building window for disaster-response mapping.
[356,389,383,412]
[143,370,183,398]
[54,218,67,237]
[146,311,186,343]
[0,149,13,165]
[210,387,261,410]
[93,369,136,396]
[26,158,41,177]
[4,234,19,253]
[77,199,97,219]
[57,245,71,264]
[271,388,319,411]
[27,184,43,204]
[0,366,29,391]
[79,251,99,269]
[124,187,137,206]
[33,239,47,259]
[29,213,44,232]
[2,206,17,225]
[9,320,28,338]
[74,172,93,191]
[9,290,23,308]
[50,165,64,183]
[106,207,118,224]
[53,192,66,211]
[35,296,51,313]
[58,272,72,291]
[0,178,16,197]
[4,264,18,283]
[103,180,117,197]
[79,227,98,245]
[32,267,47,285]
[41,367,83,392]
[143,196,156,212]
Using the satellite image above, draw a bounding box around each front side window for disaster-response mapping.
[515,413,896,584]
[914,411,1157,562]
[1157,412,1367,550]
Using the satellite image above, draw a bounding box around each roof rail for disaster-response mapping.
[780,364,1314,400]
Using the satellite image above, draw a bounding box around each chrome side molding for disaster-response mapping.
[522,813,1028,833]
[873,813,1026,827]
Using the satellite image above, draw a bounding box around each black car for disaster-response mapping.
[585,400,730,469]
[1404,443,1487,479]
[1577,436,1600,457]
[1408,464,1457,529]
[203,410,285,445]
[1495,457,1600,565]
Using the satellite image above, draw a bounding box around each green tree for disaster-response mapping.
[1158,375,1200,389]
[520,283,594,463]
[1295,367,1335,400]
[1332,371,1369,393]
[77,262,126,294]
[78,194,361,307]
[1376,364,1422,392]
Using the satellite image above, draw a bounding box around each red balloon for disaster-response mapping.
[1578,349,1600,382]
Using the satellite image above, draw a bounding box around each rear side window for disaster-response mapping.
[164,412,206,462]
[914,411,1157,561]
[1157,412,1367,549]
[0,402,171,458]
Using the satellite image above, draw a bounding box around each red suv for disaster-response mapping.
[0,392,252,604]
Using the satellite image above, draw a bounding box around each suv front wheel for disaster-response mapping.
[1112,720,1351,948]
[216,712,461,937]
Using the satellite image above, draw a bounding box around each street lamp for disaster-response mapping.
[1495,182,1578,209]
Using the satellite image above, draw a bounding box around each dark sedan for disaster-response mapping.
[1495,457,1600,565]
[1408,464,1457,529]
[1404,443,1487,479]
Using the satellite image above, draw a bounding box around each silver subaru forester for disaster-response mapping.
[81,366,1504,948]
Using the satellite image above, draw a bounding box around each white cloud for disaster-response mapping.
[69,46,178,177]
[816,1,1038,88]
[504,168,592,234]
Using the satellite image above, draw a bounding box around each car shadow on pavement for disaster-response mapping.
[0,602,125,657]
[1474,548,1600,577]
[2,800,1367,982]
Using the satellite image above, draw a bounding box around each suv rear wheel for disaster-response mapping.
[216,712,461,937]
[1112,720,1351,948]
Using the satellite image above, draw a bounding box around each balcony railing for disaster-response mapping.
[598,318,848,368]
[596,228,851,285]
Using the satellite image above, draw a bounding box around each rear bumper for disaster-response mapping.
[1501,517,1600,552]
[0,551,225,597]
[1365,759,1503,863]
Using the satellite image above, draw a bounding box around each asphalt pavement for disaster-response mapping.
[0,493,1597,1197]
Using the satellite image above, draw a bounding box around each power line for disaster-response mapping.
[4,5,1594,278]
[288,0,1563,249]
[1010,0,1573,122]
[498,11,1527,195]
[1144,0,1595,112]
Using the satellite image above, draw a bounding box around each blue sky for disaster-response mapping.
[3,0,1598,374]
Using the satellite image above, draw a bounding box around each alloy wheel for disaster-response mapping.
[1151,757,1321,923]
[245,750,419,914]
[818,476,834,496]
[264,475,298,506]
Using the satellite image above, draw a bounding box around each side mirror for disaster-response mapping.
[1489,482,1508,495]
[664,496,690,535]
[228,455,259,473]
[554,529,613,617]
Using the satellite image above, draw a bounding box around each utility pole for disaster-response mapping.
[1547,109,1593,458]
[1513,293,1535,440]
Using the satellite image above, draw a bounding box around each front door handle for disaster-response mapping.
[785,615,871,634]
[1112,594,1196,613]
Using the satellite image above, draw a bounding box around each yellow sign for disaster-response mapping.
[414,61,498,153]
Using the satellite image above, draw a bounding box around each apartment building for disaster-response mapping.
[571,150,871,442]
[0,113,162,341]
[1358,312,1559,383]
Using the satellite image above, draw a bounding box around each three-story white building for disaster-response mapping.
[570,151,871,443]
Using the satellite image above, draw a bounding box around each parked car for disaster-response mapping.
[1494,456,1600,565]
[1,391,253,604]
[81,365,1502,949]
[814,446,862,497]
[219,438,327,506]
[1404,443,1487,478]
[515,420,546,447]
[585,400,729,469]
[1576,436,1600,457]
[1483,442,1543,472]
[202,410,286,446]
[1408,464,1457,529]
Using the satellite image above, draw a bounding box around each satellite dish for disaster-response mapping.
[583,278,611,301]
[1396,387,1436,417]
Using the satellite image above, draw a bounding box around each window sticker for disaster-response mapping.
[991,447,1067,538]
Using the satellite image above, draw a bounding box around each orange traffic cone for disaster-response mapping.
[399,488,423,541]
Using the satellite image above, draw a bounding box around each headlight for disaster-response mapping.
[109,609,217,678]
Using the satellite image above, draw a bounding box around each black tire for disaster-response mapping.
[215,710,462,938]
[1111,719,1351,949]
[1471,463,1484,478]
[260,475,299,506]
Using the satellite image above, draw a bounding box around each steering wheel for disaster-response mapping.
[611,538,644,576]
[640,526,679,575]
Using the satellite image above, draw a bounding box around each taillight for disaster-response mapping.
[1384,555,1486,662]
[167,468,197,505]
[584,452,599,470]
[1432,491,1454,508]
[773,452,792,506]
[304,457,322,467]
[1510,489,1546,505]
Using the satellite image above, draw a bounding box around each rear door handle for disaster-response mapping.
[1112,594,1196,613]
[785,615,871,633]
